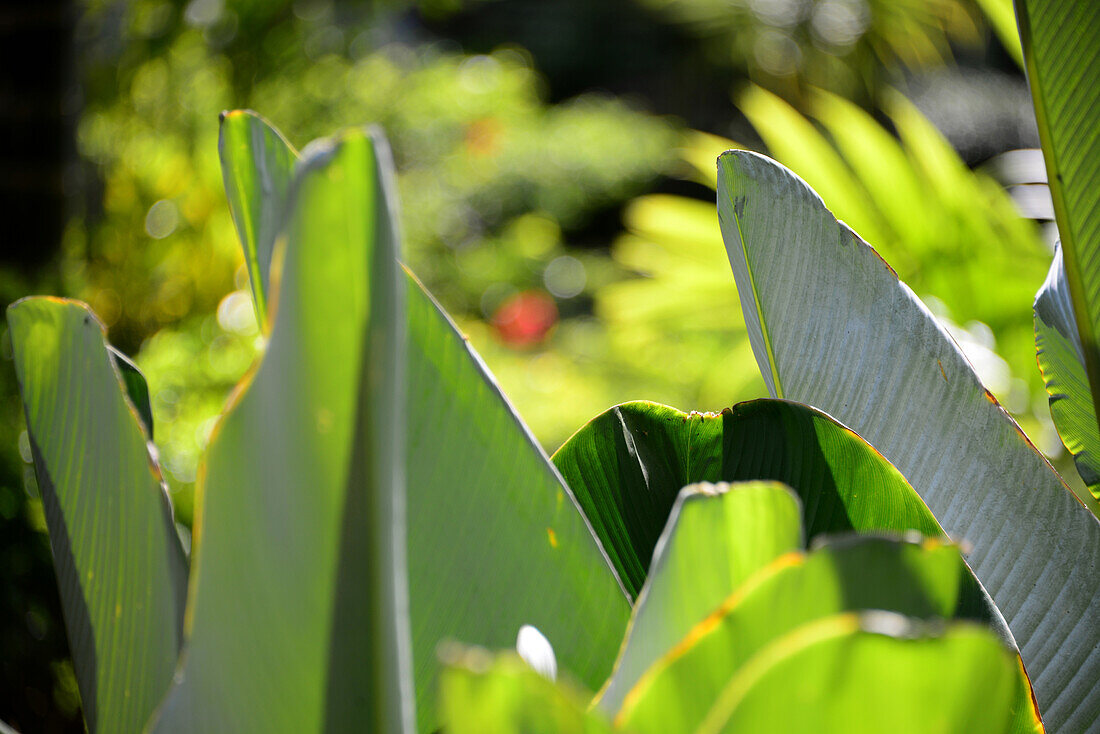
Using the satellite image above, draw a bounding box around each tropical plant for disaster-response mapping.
[8,107,1043,733]
[10,0,1099,731]
[707,0,1100,730]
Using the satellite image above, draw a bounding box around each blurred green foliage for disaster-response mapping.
[634,0,990,104]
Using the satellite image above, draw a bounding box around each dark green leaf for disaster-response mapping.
[552,399,942,598]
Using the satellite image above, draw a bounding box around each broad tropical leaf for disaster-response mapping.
[152,129,415,732]
[8,298,188,734]
[552,399,942,598]
[602,487,1030,726]
[1035,246,1100,496]
[219,109,297,326]
[622,612,1029,734]
[1016,0,1100,422]
[403,269,630,726]
[217,111,630,732]
[596,481,803,715]
[718,149,1100,731]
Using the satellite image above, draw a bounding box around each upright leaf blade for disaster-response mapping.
[718,149,1100,731]
[219,110,297,327]
[1016,0,1100,424]
[552,399,942,598]
[152,129,413,732]
[216,111,630,731]
[1035,246,1100,496]
[404,274,630,729]
[8,298,188,734]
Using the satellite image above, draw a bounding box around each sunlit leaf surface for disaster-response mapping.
[623,612,1029,734]
[152,129,414,732]
[9,299,188,734]
[596,481,802,715]
[439,650,613,734]
[718,149,1100,731]
[1035,246,1100,497]
[1017,0,1100,419]
[215,111,630,732]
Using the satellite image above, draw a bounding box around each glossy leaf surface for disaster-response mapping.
[1016,0,1100,423]
[718,149,1100,731]
[1035,246,1100,496]
[152,129,414,732]
[624,613,1027,734]
[552,398,942,598]
[597,481,802,714]
[9,298,188,734]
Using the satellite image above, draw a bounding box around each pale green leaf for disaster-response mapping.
[718,149,1100,731]
[151,128,414,733]
[439,650,612,734]
[8,298,188,734]
[219,109,297,327]
[215,111,630,732]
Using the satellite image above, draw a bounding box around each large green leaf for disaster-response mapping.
[219,109,297,326]
[599,482,1021,719]
[1035,246,1100,496]
[217,111,630,731]
[403,270,630,725]
[615,534,1038,732]
[718,149,1100,731]
[151,129,414,732]
[596,481,803,715]
[623,612,1028,734]
[439,650,613,734]
[552,399,942,598]
[1016,0,1100,422]
[8,298,188,734]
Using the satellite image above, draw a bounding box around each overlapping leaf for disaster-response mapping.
[1035,246,1100,496]
[595,481,803,714]
[1016,0,1100,423]
[718,149,1100,731]
[552,399,942,598]
[8,299,188,734]
[217,111,630,732]
[219,110,297,325]
[623,612,1030,734]
[599,482,1028,725]
[152,129,414,732]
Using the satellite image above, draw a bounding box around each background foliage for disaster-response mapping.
[0,0,1046,729]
